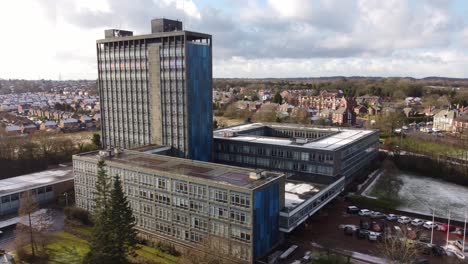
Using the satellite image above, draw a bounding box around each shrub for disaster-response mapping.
[156,242,180,256]
[64,207,91,225]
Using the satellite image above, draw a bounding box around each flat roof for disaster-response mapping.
[0,167,73,196]
[284,180,324,211]
[214,123,377,151]
[75,150,283,190]
[97,30,211,44]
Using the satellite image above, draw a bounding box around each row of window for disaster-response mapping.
[217,143,334,164]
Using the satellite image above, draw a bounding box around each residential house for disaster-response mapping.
[59,118,79,131]
[40,121,59,131]
[452,115,468,135]
[5,125,21,135]
[433,109,457,131]
[21,124,37,134]
[354,105,368,115]
[79,115,96,129]
[403,107,417,118]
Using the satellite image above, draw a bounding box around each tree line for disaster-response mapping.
[0,131,101,179]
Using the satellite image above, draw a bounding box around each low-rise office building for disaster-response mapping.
[214,123,379,184]
[73,149,285,263]
[0,167,74,216]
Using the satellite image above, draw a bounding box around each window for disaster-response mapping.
[174,181,188,194]
[189,184,207,199]
[212,189,228,203]
[155,193,171,205]
[211,206,228,219]
[191,217,208,231]
[230,210,250,225]
[230,193,250,208]
[173,196,188,209]
[157,178,167,190]
[190,200,207,213]
[231,227,251,242]
[211,221,229,238]
[174,212,189,225]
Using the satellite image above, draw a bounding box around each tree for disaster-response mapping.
[15,195,51,262]
[272,91,282,104]
[178,237,231,264]
[92,133,101,148]
[84,160,115,264]
[378,226,421,263]
[85,161,138,264]
[376,112,406,135]
[107,175,139,263]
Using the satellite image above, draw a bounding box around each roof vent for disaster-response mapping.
[223,131,237,138]
[249,172,261,180]
[293,137,309,145]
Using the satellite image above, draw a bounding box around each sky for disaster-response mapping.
[0,0,467,80]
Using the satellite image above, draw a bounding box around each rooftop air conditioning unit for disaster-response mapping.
[223,131,237,138]
[249,172,261,180]
[295,138,308,144]
[98,150,109,157]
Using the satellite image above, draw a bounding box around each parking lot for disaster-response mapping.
[280,198,467,263]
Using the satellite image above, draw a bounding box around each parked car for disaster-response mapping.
[371,222,382,232]
[386,214,398,221]
[455,240,468,252]
[398,216,412,224]
[432,245,447,256]
[347,206,360,214]
[439,224,456,232]
[358,209,372,216]
[357,229,369,239]
[411,219,424,226]
[344,226,356,236]
[360,220,371,230]
[368,231,381,241]
[370,212,386,219]
[423,221,437,229]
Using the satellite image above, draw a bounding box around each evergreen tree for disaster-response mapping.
[108,175,139,263]
[83,160,115,264]
[272,91,282,104]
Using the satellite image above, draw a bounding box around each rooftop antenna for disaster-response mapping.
[182,0,185,29]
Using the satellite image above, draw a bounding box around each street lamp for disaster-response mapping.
[63,192,68,207]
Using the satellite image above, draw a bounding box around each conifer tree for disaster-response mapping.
[108,175,139,263]
[83,160,115,264]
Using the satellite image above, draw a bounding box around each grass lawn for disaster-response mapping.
[24,230,178,264]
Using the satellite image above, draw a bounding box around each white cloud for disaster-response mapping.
[0,0,466,79]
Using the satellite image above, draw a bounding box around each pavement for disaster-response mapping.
[0,208,64,252]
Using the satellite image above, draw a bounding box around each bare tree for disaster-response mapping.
[14,194,52,262]
[377,226,422,263]
[178,237,233,264]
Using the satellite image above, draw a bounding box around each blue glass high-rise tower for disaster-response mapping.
[97,18,213,161]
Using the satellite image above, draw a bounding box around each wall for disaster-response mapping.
[253,181,280,258]
[186,42,213,162]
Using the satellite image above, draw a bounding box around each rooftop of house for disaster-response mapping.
[0,166,74,196]
[214,123,377,151]
[75,149,284,190]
